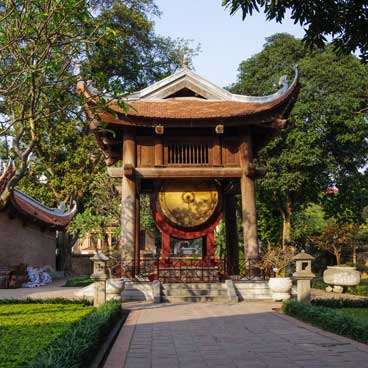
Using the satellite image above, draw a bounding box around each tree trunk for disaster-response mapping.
[352,244,357,265]
[334,247,341,265]
[281,194,292,249]
[56,231,73,272]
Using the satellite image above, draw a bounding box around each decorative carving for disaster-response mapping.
[246,163,256,178]
[215,124,224,134]
[123,164,134,178]
[272,118,287,129]
[155,124,164,135]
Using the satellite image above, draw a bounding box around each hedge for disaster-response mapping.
[26,301,122,368]
[64,277,94,287]
[312,298,368,308]
[0,303,95,368]
[0,297,92,305]
[282,300,368,344]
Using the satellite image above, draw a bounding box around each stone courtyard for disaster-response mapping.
[104,301,368,368]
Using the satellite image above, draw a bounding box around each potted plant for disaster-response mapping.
[260,246,294,301]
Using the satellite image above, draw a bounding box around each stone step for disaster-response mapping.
[162,282,226,290]
[240,295,272,300]
[238,289,271,295]
[234,282,269,289]
[164,289,228,297]
[163,295,229,303]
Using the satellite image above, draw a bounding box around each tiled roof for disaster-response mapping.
[0,162,76,229]
[10,190,77,229]
[108,90,296,120]
[78,65,300,123]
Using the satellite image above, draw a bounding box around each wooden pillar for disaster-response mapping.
[134,193,141,275]
[206,232,215,259]
[121,129,136,268]
[202,236,207,258]
[154,137,164,166]
[225,194,239,274]
[239,132,259,260]
[161,232,170,260]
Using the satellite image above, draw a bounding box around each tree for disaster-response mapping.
[1,0,198,209]
[322,170,368,224]
[0,0,96,209]
[230,33,368,246]
[312,221,359,265]
[86,0,199,94]
[222,0,368,61]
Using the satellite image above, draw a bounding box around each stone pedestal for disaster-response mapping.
[292,251,315,303]
[91,276,107,306]
[90,252,109,307]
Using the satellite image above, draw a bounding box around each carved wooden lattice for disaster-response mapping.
[168,143,209,165]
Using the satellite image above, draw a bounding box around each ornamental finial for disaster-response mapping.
[182,54,189,69]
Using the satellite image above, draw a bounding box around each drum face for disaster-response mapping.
[158,180,219,229]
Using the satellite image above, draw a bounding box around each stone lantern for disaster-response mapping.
[292,250,315,303]
[90,252,109,307]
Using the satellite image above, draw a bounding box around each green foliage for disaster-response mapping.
[1,0,198,212]
[64,277,94,287]
[0,0,96,208]
[0,303,94,368]
[282,300,368,344]
[231,33,368,245]
[222,1,368,61]
[335,308,368,322]
[140,194,156,232]
[312,298,368,309]
[348,285,368,297]
[69,171,120,236]
[27,301,122,368]
[311,277,327,290]
[86,0,200,94]
[292,204,326,246]
[0,298,92,305]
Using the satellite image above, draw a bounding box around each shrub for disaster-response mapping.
[0,303,95,368]
[348,285,368,296]
[311,277,327,290]
[64,277,94,287]
[312,298,368,308]
[282,300,368,343]
[0,297,92,305]
[26,301,122,368]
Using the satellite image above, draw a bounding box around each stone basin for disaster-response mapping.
[323,266,360,288]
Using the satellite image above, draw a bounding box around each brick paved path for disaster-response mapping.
[104,302,368,368]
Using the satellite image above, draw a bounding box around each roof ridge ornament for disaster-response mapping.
[278,65,299,92]
[182,54,190,69]
[278,75,288,90]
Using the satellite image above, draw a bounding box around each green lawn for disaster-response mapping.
[0,303,94,368]
[335,307,368,322]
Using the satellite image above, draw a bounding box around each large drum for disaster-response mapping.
[157,180,220,230]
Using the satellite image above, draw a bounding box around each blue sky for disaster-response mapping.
[154,0,305,87]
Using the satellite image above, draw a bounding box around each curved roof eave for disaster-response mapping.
[10,189,77,228]
[77,65,299,105]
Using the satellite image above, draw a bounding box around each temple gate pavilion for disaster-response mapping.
[77,61,299,282]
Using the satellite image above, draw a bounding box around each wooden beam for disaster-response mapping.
[108,167,244,179]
